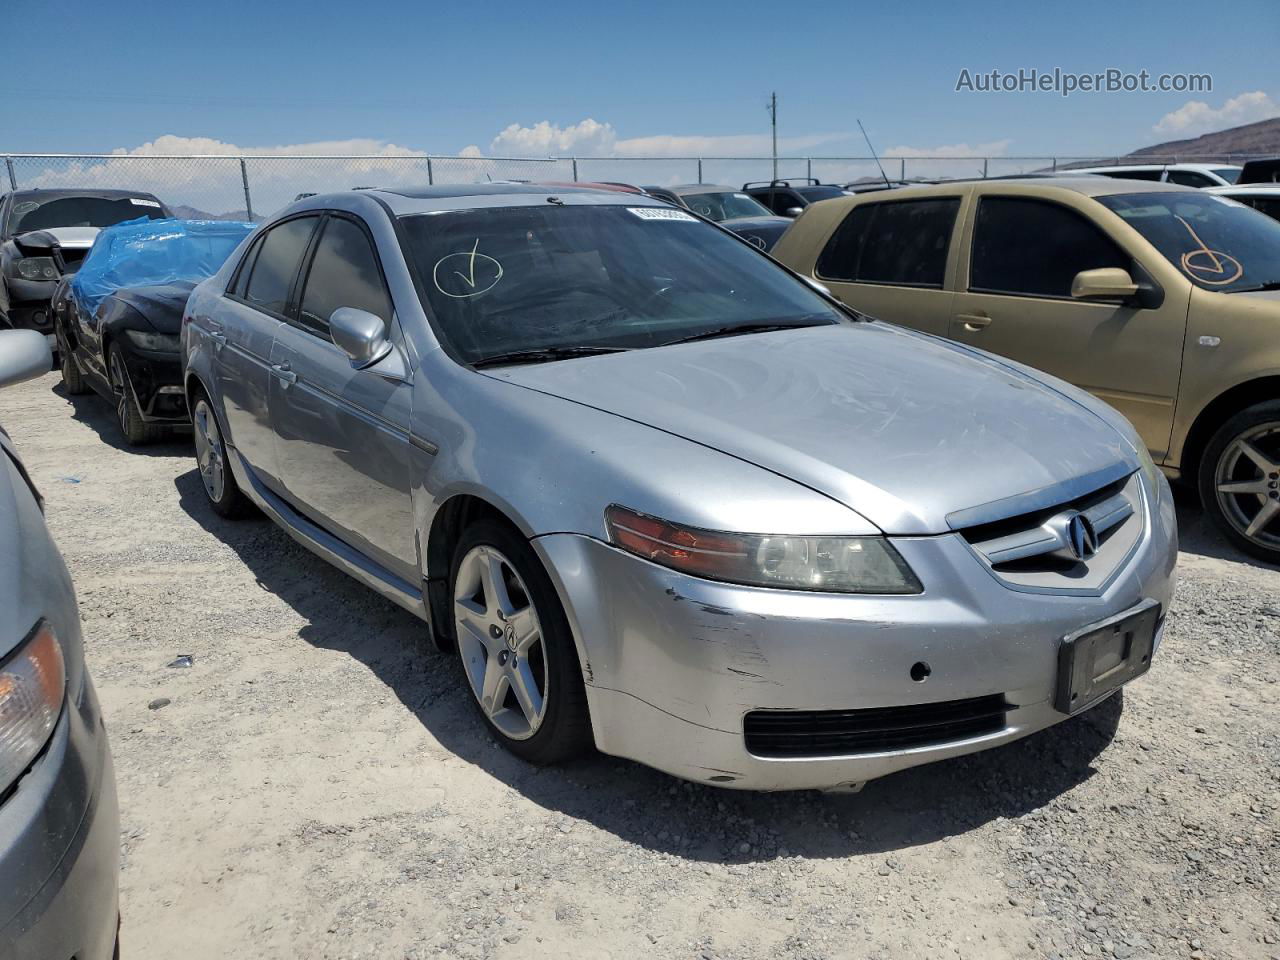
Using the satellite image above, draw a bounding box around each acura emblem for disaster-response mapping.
[1066,513,1099,560]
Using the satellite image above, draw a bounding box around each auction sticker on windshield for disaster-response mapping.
[628,207,698,222]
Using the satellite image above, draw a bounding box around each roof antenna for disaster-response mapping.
[858,119,892,189]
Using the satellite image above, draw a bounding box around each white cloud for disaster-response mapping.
[482,119,850,158]
[879,139,1012,158]
[1153,91,1279,137]
[489,119,618,156]
[111,134,428,158]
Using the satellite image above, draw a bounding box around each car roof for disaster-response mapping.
[1209,184,1280,196]
[822,175,1198,202]
[1069,162,1241,174]
[7,187,164,202]
[278,182,672,218]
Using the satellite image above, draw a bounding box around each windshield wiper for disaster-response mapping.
[1226,280,1280,293]
[471,345,630,368]
[657,320,832,347]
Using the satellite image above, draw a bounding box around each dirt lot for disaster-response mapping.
[3,371,1278,960]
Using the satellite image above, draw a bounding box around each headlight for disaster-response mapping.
[0,621,66,794]
[605,505,922,594]
[123,329,182,352]
[15,257,59,281]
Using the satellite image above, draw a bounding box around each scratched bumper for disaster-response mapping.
[532,479,1176,791]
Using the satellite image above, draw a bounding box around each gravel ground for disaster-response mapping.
[3,371,1278,960]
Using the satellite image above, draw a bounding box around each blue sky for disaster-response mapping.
[4,0,1277,159]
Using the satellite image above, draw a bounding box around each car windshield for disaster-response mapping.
[1097,192,1280,293]
[679,191,772,221]
[7,195,167,235]
[1212,167,1241,184]
[399,204,843,363]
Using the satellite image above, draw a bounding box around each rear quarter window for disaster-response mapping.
[816,197,960,288]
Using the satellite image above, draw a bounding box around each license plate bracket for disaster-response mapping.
[1055,599,1160,715]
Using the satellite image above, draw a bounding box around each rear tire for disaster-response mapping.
[190,388,254,519]
[449,519,591,764]
[56,322,90,395]
[1197,400,1280,565]
[108,346,165,445]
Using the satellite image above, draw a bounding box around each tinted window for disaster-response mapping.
[243,217,318,315]
[1166,170,1213,188]
[1242,197,1280,223]
[1098,191,1280,293]
[970,197,1129,297]
[7,194,168,234]
[817,198,959,288]
[298,217,392,336]
[797,186,848,202]
[399,205,844,363]
[230,236,263,298]
[1212,167,1241,184]
[680,191,772,221]
[1097,170,1162,182]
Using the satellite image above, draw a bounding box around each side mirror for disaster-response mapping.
[0,329,53,389]
[330,307,393,369]
[785,207,804,217]
[1071,267,1138,301]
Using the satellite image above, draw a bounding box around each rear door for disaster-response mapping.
[216,214,320,493]
[813,195,964,335]
[268,212,416,581]
[947,193,1186,459]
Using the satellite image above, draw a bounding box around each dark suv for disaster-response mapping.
[741,179,849,217]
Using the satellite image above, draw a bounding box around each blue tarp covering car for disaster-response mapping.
[68,217,255,318]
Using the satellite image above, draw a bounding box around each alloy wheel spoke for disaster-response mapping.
[1218,478,1270,495]
[1238,440,1278,475]
[1245,499,1280,538]
[509,657,544,723]
[479,656,510,717]
[454,601,498,655]
[479,550,515,620]
[508,609,540,655]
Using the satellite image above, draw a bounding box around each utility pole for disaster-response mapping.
[767,92,778,180]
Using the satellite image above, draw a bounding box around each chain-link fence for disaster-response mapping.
[3,153,1270,221]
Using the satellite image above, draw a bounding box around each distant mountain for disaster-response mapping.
[169,204,260,223]
[1127,116,1280,159]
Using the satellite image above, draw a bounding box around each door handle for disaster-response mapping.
[271,362,297,385]
[955,313,992,331]
[208,329,227,346]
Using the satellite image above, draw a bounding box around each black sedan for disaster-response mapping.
[53,279,192,444]
[640,183,793,251]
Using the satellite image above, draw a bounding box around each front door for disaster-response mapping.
[948,194,1186,460]
[268,213,416,581]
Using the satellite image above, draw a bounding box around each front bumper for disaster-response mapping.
[535,476,1177,791]
[0,675,119,960]
[117,343,189,423]
[4,280,58,332]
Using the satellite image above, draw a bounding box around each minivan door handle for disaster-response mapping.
[955,313,992,331]
[271,362,297,385]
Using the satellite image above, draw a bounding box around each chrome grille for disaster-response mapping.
[960,472,1145,591]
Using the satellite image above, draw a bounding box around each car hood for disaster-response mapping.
[719,215,791,230]
[16,226,100,250]
[107,281,197,334]
[489,323,1136,534]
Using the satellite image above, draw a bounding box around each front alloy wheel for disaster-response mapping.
[449,520,590,763]
[191,393,253,519]
[1200,402,1280,564]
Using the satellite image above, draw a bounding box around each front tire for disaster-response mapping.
[108,346,165,445]
[450,520,591,764]
[57,323,90,395]
[1198,400,1280,564]
[191,390,254,519]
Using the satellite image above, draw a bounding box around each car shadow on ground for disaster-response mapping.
[49,380,191,457]
[174,466,1131,862]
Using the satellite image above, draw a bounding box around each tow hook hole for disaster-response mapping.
[909,661,931,683]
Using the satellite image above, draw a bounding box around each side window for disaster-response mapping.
[779,191,803,213]
[970,197,1129,298]
[817,198,960,288]
[297,216,392,337]
[230,235,264,298]
[1101,170,1161,182]
[1165,170,1212,188]
[243,216,319,316]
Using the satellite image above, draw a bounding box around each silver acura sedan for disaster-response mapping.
[180,184,1177,791]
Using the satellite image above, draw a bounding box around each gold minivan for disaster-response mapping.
[773,177,1280,562]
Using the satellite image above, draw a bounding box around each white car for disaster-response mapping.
[1207,183,1280,222]
[1068,162,1241,188]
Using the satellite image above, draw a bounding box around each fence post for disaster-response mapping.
[806,157,812,180]
[982,157,989,179]
[239,158,254,221]
[1052,157,1058,172]
[697,158,703,184]
[4,157,15,190]
[426,157,434,185]
[899,158,905,180]
[571,157,578,182]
